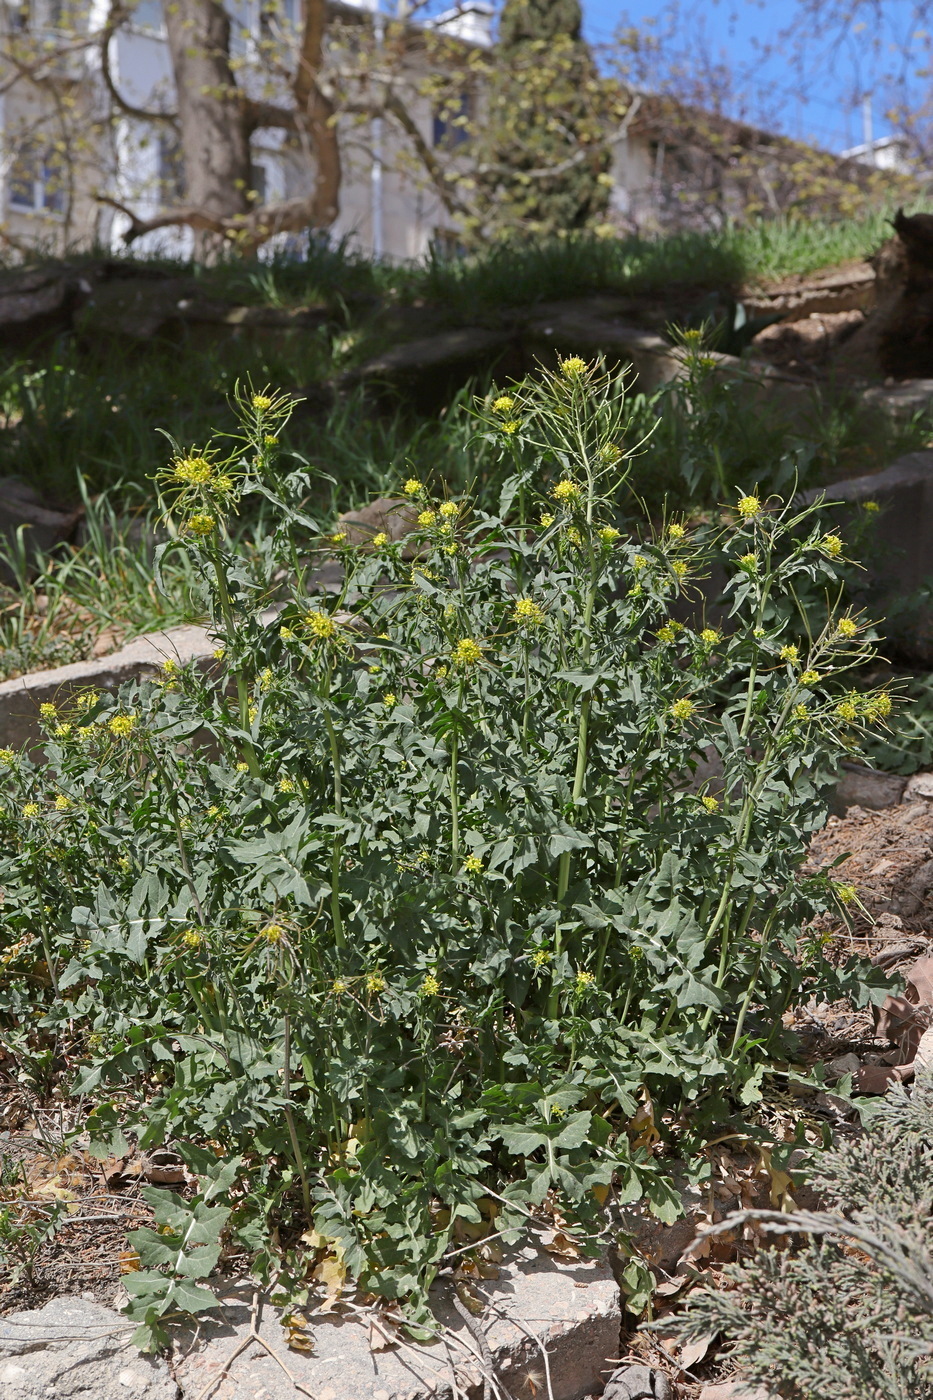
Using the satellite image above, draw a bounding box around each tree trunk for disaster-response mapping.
[163,0,252,257]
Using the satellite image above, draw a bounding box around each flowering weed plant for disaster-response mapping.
[0,367,894,1345]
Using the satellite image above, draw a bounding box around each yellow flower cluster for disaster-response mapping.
[278,776,296,793]
[252,394,273,411]
[417,510,436,528]
[463,854,483,874]
[22,802,40,818]
[513,597,545,628]
[671,560,689,580]
[800,670,820,687]
[701,795,719,812]
[794,703,809,720]
[737,495,761,518]
[439,501,458,520]
[492,395,514,414]
[559,356,588,377]
[419,973,441,997]
[837,617,859,639]
[187,514,216,537]
[0,748,15,763]
[552,479,581,504]
[181,928,204,949]
[599,527,621,544]
[835,883,858,905]
[173,456,214,485]
[383,693,397,708]
[669,698,696,723]
[365,971,386,994]
[539,512,555,529]
[821,534,844,559]
[305,610,337,639]
[39,703,56,722]
[574,970,596,992]
[403,478,423,497]
[668,522,686,541]
[657,621,683,644]
[452,638,483,668]
[779,644,799,664]
[372,532,389,548]
[738,552,757,572]
[835,699,859,722]
[531,948,551,968]
[700,628,719,646]
[54,795,71,812]
[261,923,286,944]
[108,714,138,739]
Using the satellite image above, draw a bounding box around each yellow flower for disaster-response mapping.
[371,532,389,548]
[835,883,858,905]
[417,510,436,528]
[108,714,138,739]
[53,724,71,738]
[599,526,621,544]
[463,854,483,874]
[187,513,216,537]
[213,646,225,660]
[76,691,98,710]
[264,435,278,446]
[671,559,689,580]
[821,534,844,559]
[22,803,40,818]
[800,670,820,687]
[331,977,348,997]
[248,703,259,724]
[236,762,249,772]
[566,527,582,547]
[0,749,15,763]
[492,395,514,413]
[657,622,682,644]
[867,692,892,720]
[738,552,757,572]
[278,776,296,793]
[779,644,799,664]
[39,703,56,721]
[330,530,347,545]
[669,698,696,724]
[439,501,459,520]
[445,542,458,555]
[259,667,274,692]
[700,628,719,646]
[453,638,484,668]
[365,971,386,994]
[837,617,858,639]
[403,478,423,496]
[574,969,596,992]
[668,522,686,540]
[633,555,647,571]
[214,475,234,495]
[501,420,521,435]
[835,699,859,723]
[279,627,294,641]
[383,693,397,708]
[552,479,581,503]
[435,665,448,680]
[181,928,204,949]
[701,795,719,812]
[173,455,213,485]
[737,495,761,518]
[261,923,286,945]
[162,658,179,679]
[419,973,441,997]
[252,394,273,411]
[54,795,71,812]
[559,356,588,377]
[305,610,337,640]
[539,512,555,529]
[599,443,622,463]
[794,703,809,720]
[863,500,880,514]
[531,948,551,968]
[207,804,222,819]
[513,597,545,627]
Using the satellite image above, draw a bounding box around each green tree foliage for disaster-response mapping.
[468,0,618,238]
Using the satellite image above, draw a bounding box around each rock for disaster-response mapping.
[74,277,202,341]
[905,772,933,802]
[349,328,515,409]
[337,496,418,547]
[0,1297,178,1399]
[175,1251,621,1400]
[698,1384,774,1400]
[524,311,680,393]
[744,260,875,322]
[862,378,933,420]
[830,763,907,814]
[602,1363,673,1399]
[825,1052,861,1083]
[0,478,83,572]
[0,621,215,751]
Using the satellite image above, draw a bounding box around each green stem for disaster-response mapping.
[323,707,346,949]
[730,908,778,1055]
[210,544,260,777]
[282,1012,312,1222]
[450,684,462,871]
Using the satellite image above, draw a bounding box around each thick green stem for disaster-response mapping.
[323,708,346,949]
[730,908,778,1055]
[210,544,260,777]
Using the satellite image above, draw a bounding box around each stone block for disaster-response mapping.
[174,1252,621,1400]
[830,763,907,814]
[0,1297,178,1399]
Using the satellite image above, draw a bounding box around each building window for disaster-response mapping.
[260,0,296,36]
[249,160,267,204]
[8,143,64,214]
[433,93,471,149]
[131,0,163,31]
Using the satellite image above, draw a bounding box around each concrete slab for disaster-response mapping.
[174,1251,621,1400]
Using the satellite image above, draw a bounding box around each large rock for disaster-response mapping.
[0,1297,178,1399]
[175,1250,621,1400]
[0,478,83,580]
[350,327,516,409]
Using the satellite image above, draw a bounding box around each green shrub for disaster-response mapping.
[0,362,892,1347]
[671,1075,933,1400]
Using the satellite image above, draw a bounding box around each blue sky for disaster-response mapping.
[580,0,911,154]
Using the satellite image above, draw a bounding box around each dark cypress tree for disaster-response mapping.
[476,0,615,239]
